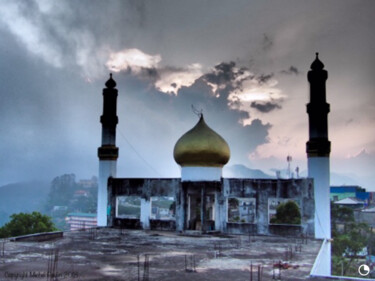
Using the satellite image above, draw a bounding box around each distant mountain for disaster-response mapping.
[0,181,50,226]
[224,165,368,191]
[224,164,273,179]
[299,170,364,189]
[330,172,360,186]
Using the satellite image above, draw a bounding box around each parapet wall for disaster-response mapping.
[108,177,315,237]
[223,178,315,237]
[10,231,63,242]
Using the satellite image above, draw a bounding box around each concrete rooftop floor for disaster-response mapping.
[0,228,323,281]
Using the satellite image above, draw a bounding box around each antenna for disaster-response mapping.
[191,104,203,118]
[287,155,292,179]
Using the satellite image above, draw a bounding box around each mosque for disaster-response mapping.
[97,54,332,275]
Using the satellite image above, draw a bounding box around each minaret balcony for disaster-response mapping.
[98,145,119,160]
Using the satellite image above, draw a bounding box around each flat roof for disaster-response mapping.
[0,228,322,281]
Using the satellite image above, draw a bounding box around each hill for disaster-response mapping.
[0,181,50,226]
[223,164,273,179]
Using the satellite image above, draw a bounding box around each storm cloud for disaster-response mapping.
[0,0,374,191]
[280,66,300,75]
[250,101,282,113]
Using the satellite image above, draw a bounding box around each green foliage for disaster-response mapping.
[270,200,301,225]
[228,198,239,209]
[331,202,372,277]
[331,203,354,225]
[0,212,57,238]
[332,222,370,257]
[0,181,50,227]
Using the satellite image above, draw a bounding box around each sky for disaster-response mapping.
[0,0,374,191]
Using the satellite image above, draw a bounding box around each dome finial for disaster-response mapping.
[105,73,117,89]
[311,52,324,70]
[191,104,203,119]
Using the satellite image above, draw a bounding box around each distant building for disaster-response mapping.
[65,213,97,231]
[78,177,98,189]
[355,207,375,229]
[330,185,370,204]
[74,190,89,198]
[333,197,365,210]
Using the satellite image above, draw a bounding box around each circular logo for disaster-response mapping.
[358,264,370,276]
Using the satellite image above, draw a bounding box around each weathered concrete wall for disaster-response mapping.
[108,178,180,228]
[113,218,141,229]
[10,231,63,242]
[109,178,179,198]
[354,210,375,227]
[108,177,315,237]
[223,178,315,237]
[150,220,176,230]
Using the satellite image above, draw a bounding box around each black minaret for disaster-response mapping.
[306,53,331,158]
[306,53,331,275]
[97,74,119,226]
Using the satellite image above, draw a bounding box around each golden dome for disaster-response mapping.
[174,115,230,167]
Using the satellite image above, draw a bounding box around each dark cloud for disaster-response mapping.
[280,66,300,75]
[0,0,150,77]
[202,61,255,100]
[203,61,237,87]
[257,73,274,84]
[250,101,282,113]
[0,0,278,184]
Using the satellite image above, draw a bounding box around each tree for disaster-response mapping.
[0,212,57,238]
[331,203,372,276]
[270,200,301,225]
[331,203,355,235]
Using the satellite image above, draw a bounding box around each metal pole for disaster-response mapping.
[250,262,253,281]
[137,254,140,281]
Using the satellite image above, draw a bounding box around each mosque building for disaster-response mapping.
[97,54,332,274]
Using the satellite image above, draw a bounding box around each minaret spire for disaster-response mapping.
[307,53,330,156]
[306,53,331,275]
[97,73,119,226]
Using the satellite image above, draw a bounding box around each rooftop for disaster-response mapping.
[0,228,323,281]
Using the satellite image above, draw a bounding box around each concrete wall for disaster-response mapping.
[354,210,375,228]
[223,178,315,237]
[10,231,63,242]
[108,177,315,237]
[108,178,180,229]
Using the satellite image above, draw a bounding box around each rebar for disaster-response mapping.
[46,248,59,281]
[89,227,97,240]
[1,240,5,257]
[137,254,140,281]
[257,264,263,281]
[184,254,196,272]
[143,254,149,281]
